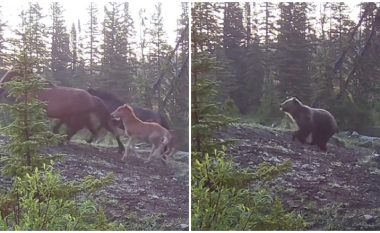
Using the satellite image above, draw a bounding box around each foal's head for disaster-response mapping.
[111,104,137,121]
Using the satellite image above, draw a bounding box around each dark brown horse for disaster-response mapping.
[0,70,124,153]
[87,88,171,130]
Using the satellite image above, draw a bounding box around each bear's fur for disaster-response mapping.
[280,97,338,151]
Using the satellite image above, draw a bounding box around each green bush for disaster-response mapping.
[0,164,121,231]
[0,51,123,230]
[192,149,306,230]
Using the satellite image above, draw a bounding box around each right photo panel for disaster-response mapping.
[191,2,380,231]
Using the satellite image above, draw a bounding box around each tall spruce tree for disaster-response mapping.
[0,6,6,68]
[148,3,172,110]
[85,2,100,74]
[70,23,77,74]
[76,19,85,73]
[11,4,47,73]
[276,2,312,103]
[50,2,71,80]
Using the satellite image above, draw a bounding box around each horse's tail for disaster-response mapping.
[161,130,171,145]
[91,96,117,133]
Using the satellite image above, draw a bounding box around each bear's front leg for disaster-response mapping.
[292,129,311,144]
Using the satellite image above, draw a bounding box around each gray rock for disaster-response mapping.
[372,154,380,164]
[351,131,360,137]
[363,214,375,223]
[180,224,189,230]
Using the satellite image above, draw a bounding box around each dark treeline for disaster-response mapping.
[0,2,189,143]
[192,2,380,131]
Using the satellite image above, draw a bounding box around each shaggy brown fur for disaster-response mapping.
[280,97,338,151]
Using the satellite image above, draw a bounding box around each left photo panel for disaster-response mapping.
[0,1,189,231]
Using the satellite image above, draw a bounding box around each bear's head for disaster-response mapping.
[280,97,302,114]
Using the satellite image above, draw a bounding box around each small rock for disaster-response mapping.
[180,224,189,230]
[351,131,360,137]
[363,214,375,223]
[373,154,380,164]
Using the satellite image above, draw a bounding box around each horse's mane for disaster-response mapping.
[87,88,125,106]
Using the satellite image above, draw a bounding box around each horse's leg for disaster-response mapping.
[52,120,64,134]
[66,123,80,141]
[65,115,85,142]
[84,115,98,143]
[116,135,124,154]
[121,137,133,161]
[162,146,176,161]
[103,118,124,153]
[145,144,157,163]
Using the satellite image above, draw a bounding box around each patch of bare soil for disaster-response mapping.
[217,123,380,230]
[0,138,189,231]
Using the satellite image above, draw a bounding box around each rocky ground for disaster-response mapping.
[0,137,189,231]
[217,123,380,230]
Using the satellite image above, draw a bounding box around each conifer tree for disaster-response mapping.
[85,2,100,74]
[11,3,48,73]
[70,23,77,74]
[50,3,71,78]
[276,2,312,102]
[0,6,6,68]
[0,51,61,177]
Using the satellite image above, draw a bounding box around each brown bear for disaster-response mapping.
[280,97,338,151]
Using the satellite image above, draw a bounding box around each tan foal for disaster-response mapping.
[111,104,173,164]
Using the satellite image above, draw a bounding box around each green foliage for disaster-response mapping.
[0,49,120,230]
[191,76,236,153]
[0,164,121,231]
[192,21,236,152]
[223,97,240,117]
[256,78,282,124]
[331,96,373,131]
[0,56,63,177]
[192,149,306,230]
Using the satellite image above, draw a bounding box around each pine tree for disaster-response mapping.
[101,2,121,75]
[276,2,312,103]
[11,3,48,73]
[192,2,234,153]
[100,2,133,101]
[50,3,71,78]
[121,2,136,65]
[178,2,189,57]
[0,6,6,68]
[0,49,61,178]
[149,3,169,66]
[138,8,148,63]
[223,3,245,50]
[169,2,189,126]
[76,20,85,73]
[70,23,77,74]
[85,2,100,74]
[148,2,171,110]
[192,3,222,52]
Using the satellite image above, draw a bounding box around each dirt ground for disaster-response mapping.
[0,137,189,231]
[217,123,380,230]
